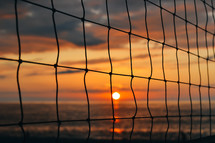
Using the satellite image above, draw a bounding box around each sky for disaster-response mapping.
[0,0,215,102]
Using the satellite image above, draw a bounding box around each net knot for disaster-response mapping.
[18,59,22,64]
[113,117,116,122]
[18,121,23,126]
[57,120,61,126]
[52,8,56,13]
[54,64,58,68]
[107,25,111,30]
[85,69,88,73]
[109,72,112,75]
[81,17,85,22]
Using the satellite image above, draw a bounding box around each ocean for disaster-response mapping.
[0,101,214,143]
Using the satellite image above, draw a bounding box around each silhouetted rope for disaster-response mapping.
[15,0,26,142]
[202,0,212,137]
[183,0,193,140]
[212,0,215,59]
[158,0,169,142]
[125,0,138,141]
[1,57,214,90]
[171,0,181,142]
[105,0,115,142]
[50,0,61,142]
[80,0,91,142]
[143,1,154,142]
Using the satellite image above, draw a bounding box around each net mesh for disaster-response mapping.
[0,0,215,142]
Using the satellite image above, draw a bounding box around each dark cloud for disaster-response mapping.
[26,72,41,76]
[0,0,105,55]
[0,0,213,55]
[26,69,82,76]
[58,70,83,74]
[115,87,162,92]
[0,75,6,79]
[0,1,15,19]
[63,53,154,65]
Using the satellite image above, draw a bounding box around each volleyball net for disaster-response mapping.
[0,0,215,142]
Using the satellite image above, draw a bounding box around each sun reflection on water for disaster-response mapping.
[109,128,123,134]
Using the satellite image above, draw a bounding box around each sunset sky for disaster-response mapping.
[0,0,215,102]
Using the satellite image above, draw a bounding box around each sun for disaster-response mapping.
[112,92,120,100]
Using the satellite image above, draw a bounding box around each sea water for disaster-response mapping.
[0,101,214,142]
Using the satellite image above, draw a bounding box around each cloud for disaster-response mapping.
[26,69,83,76]
[0,75,6,79]
[58,70,83,74]
[169,54,215,69]
[62,53,153,65]
[25,72,41,76]
[0,1,16,19]
[115,87,163,92]
[0,0,213,56]
[0,35,81,54]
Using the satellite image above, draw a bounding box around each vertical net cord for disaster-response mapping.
[212,0,215,136]
[105,0,115,142]
[50,1,60,142]
[125,0,138,142]
[144,0,153,142]
[212,0,215,59]
[184,0,193,140]
[81,0,91,141]
[158,0,169,142]
[194,0,202,139]
[202,0,212,136]
[211,0,215,136]
[15,0,25,142]
[172,0,181,142]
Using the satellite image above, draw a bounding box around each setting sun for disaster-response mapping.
[112,92,120,100]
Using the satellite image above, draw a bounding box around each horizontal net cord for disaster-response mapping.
[0,114,214,127]
[0,57,214,89]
